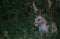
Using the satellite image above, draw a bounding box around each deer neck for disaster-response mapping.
[40,23,47,27]
[41,19,47,27]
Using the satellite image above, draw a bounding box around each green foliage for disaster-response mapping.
[0,0,37,39]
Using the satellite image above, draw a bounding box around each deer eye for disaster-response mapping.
[38,19,41,21]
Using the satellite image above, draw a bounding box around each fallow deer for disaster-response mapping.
[32,1,57,39]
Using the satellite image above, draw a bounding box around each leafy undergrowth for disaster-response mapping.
[0,12,57,39]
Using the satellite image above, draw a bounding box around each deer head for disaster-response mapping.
[32,1,57,38]
[32,1,47,26]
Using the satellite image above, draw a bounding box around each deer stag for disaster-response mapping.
[33,1,57,39]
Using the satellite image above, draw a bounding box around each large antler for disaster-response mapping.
[32,1,38,14]
[47,0,52,9]
[32,1,45,15]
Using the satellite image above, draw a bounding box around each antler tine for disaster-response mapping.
[32,1,38,14]
[40,8,45,13]
[45,0,52,11]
